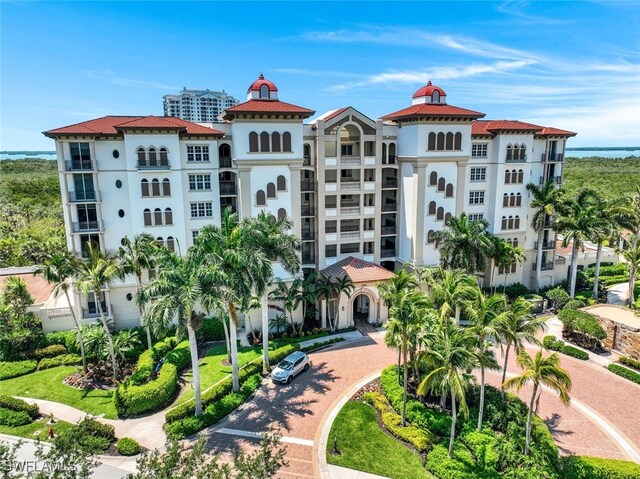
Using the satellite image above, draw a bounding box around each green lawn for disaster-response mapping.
[176,344,261,404]
[0,415,74,442]
[327,401,434,479]
[0,366,118,419]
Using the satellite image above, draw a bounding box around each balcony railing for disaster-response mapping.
[506,156,527,163]
[340,156,361,165]
[82,303,111,319]
[555,256,567,265]
[301,229,316,241]
[340,231,360,240]
[542,153,564,162]
[535,241,556,250]
[46,307,72,318]
[219,156,232,168]
[340,206,361,215]
[73,221,100,232]
[381,248,397,258]
[553,176,562,184]
[136,161,170,170]
[540,262,554,271]
[381,226,397,235]
[382,203,398,212]
[219,182,237,195]
[340,180,360,191]
[303,155,311,166]
[382,178,398,189]
[301,205,315,216]
[543,218,554,228]
[65,160,93,171]
[301,179,315,192]
[539,176,563,185]
[69,191,99,202]
[302,253,316,264]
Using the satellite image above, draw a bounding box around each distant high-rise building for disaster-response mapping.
[163,88,239,122]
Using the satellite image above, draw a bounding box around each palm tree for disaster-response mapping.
[495,297,545,388]
[143,249,209,416]
[326,275,355,331]
[36,251,88,371]
[118,234,158,349]
[620,235,640,306]
[426,267,478,324]
[75,243,121,379]
[299,272,319,328]
[432,213,493,276]
[556,190,599,298]
[504,350,571,455]
[501,244,526,292]
[385,289,430,425]
[489,237,510,294]
[590,199,620,301]
[417,321,475,457]
[270,279,302,334]
[466,292,506,431]
[526,181,564,292]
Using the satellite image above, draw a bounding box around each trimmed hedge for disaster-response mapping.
[0,407,32,427]
[543,335,565,351]
[38,354,82,370]
[0,360,37,380]
[558,309,607,340]
[560,455,640,479]
[128,337,177,386]
[113,340,190,416]
[30,344,67,360]
[301,337,344,353]
[76,416,115,440]
[165,343,298,424]
[563,299,587,310]
[619,356,640,371]
[116,437,141,456]
[607,364,640,385]
[584,263,629,278]
[165,373,263,439]
[45,330,79,355]
[196,318,226,342]
[363,391,433,453]
[0,396,39,418]
[543,335,589,360]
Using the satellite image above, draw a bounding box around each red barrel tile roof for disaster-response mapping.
[320,256,396,283]
[381,103,485,121]
[223,100,315,119]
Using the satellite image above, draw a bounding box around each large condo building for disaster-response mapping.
[44,74,575,333]
[163,88,239,122]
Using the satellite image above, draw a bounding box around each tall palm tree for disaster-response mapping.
[417,321,475,457]
[327,275,355,330]
[385,289,430,425]
[489,237,510,294]
[620,235,640,306]
[501,244,526,292]
[590,198,620,300]
[466,292,507,431]
[118,234,158,349]
[526,181,564,292]
[143,249,209,416]
[75,243,121,379]
[432,213,493,276]
[36,251,87,371]
[495,297,545,388]
[504,350,571,455]
[426,267,478,324]
[556,190,599,298]
[299,272,319,328]
[270,279,302,334]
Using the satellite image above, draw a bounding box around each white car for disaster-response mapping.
[271,351,310,384]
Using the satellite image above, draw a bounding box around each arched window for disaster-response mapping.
[249,132,259,152]
[516,193,522,207]
[508,216,514,229]
[159,147,168,166]
[141,179,149,197]
[278,208,286,220]
[511,169,518,183]
[156,237,163,246]
[506,145,513,161]
[445,183,454,197]
[428,132,436,151]
[506,238,513,245]
[164,208,173,225]
[432,90,440,103]
[512,145,519,161]
[503,193,509,207]
[437,177,445,192]
[519,144,526,160]
[271,132,281,152]
[429,171,438,186]
[427,230,435,243]
[388,143,396,163]
[515,216,521,229]
[143,209,152,226]
[162,178,171,196]
[436,132,445,150]
[151,179,160,196]
[504,170,511,184]
[148,148,158,166]
[454,132,462,150]
[154,208,163,225]
[260,132,270,152]
[303,143,311,160]
[444,212,452,225]
[219,143,231,158]
[445,132,454,150]
[277,175,286,191]
[137,147,146,166]
[428,201,436,215]
[513,238,519,247]
[256,190,266,206]
[283,132,292,152]
[436,207,444,221]
[260,84,269,99]
[517,169,524,183]
[166,236,175,252]
[509,193,516,207]
[267,183,276,198]
[382,143,388,163]
[501,216,507,230]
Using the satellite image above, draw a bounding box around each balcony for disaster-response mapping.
[506,156,527,163]
[541,262,554,271]
[340,206,361,215]
[302,252,316,264]
[65,160,93,171]
[555,256,567,265]
[83,303,111,320]
[301,179,315,192]
[301,228,316,241]
[73,221,100,232]
[542,153,564,162]
[340,231,360,240]
[219,182,237,195]
[543,218,554,228]
[136,161,170,170]
[381,248,396,258]
[382,178,398,189]
[340,156,361,166]
[303,155,311,166]
[69,190,99,202]
[46,307,72,318]
[539,176,563,185]
[219,156,232,168]
[301,204,315,216]
[535,240,556,250]
[340,179,361,191]
[381,226,397,235]
[382,203,398,212]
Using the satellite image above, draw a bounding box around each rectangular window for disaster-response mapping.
[188,174,211,191]
[190,202,213,218]
[469,191,485,205]
[325,245,337,258]
[470,167,486,182]
[341,144,353,156]
[187,145,210,162]
[471,144,488,158]
[192,230,200,241]
[468,213,484,222]
[69,142,92,169]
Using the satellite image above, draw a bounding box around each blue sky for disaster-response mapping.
[1,1,639,150]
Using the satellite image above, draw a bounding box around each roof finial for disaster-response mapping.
[427,80,432,86]
[259,73,264,79]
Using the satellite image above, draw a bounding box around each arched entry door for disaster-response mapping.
[352,294,370,322]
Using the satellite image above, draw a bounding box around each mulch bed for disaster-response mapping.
[351,378,382,402]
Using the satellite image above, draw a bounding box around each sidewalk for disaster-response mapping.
[543,317,617,368]
[299,330,363,350]
[326,464,388,479]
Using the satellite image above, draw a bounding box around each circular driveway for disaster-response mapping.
[200,332,640,478]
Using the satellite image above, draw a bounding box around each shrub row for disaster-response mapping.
[560,455,640,479]
[196,318,226,342]
[77,416,115,440]
[45,330,79,354]
[619,356,640,371]
[543,336,589,360]
[563,299,587,310]
[165,373,263,439]
[0,360,37,380]
[558,309,607,340]
[64,417,115,454]
[607,364,640,385]
[116,437,141,456]
[363,391,432,453]
[300,337,344,353]
[0,396,39,418]
[130,336,178,385]
[0,407,32,427]
[584,263,629,278]
[165,344,298,423]
[29,344,67,360]
[37,354,82,370]
[113,340,190,416]
[380,365,451,437]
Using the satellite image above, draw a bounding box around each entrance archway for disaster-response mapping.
[352,294,370,322]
